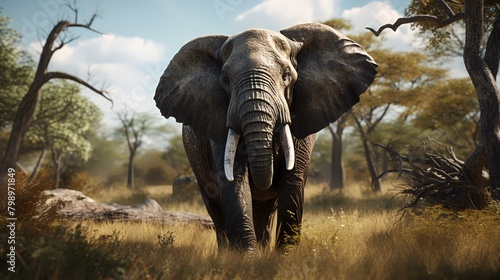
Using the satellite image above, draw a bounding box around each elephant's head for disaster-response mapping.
[155,23,377,189]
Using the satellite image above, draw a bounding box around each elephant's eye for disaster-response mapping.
[282,67,292,84]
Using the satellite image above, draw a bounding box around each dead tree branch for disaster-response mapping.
[377,139,490,210]
[45,72,111,101]
[367,0,465,36]
[366,13,465,36]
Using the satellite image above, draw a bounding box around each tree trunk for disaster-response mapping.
[382,150,390,173]
[52,148,62,189]
[29,144,47,182]
[330,134,344,190]
[355,119,382,192]
[127,149,136,189]
[0,86,43,184]
[15,162,28,175]
[328,115,347,190]
[463,0,500,199]
[362,138,382,192]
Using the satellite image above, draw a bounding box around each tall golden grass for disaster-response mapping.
[1,180,499,279]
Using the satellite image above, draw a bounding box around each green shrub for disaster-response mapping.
[1,224,133,279]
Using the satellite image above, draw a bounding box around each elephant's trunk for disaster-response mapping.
[224,84,295,189]
[242,119,274,189]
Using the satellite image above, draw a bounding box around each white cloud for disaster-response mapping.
[341,1,424,51]
[67,34,165,65]
[234,1,422,51]
[236,0,341,30]
[342,1,400,31]
[27,34,169,126]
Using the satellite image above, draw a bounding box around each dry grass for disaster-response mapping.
[1,182,499,279]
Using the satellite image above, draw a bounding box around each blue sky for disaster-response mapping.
[2,0,427,131]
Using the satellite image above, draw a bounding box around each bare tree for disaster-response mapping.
[0,3,111,184]
[368,0,500,200]
[117,111,149,189]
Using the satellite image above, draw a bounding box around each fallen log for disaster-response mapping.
[41,188,213,228]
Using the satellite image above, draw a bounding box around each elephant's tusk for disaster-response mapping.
[280,124,295,170]
[224,129,240,182]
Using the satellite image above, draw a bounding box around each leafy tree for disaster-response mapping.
[0,12,35,132]
[369,0,500,199]
[0,4,110,184]
[26,80,102,187]
[0,12,35,174]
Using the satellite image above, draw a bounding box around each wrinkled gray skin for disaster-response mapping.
[155,23,377,252]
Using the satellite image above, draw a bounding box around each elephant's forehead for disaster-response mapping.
[232,29,282,39]
[228,29,290,52]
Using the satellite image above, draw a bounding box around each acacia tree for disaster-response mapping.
[369,0,500,199]
[413,77,480,153]
[0,4,110,184]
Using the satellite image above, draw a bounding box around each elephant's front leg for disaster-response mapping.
[182,126,229,250]
[276,183,304,250]
[276,134,316,250]
[212,141,258,252]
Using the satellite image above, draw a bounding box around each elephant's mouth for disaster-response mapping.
[224,124,295,189]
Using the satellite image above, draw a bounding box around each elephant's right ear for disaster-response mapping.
[154,35,229,144]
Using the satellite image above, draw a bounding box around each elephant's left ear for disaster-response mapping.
[281,23,377,139]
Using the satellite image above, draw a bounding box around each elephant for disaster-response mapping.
[154,23,377,252]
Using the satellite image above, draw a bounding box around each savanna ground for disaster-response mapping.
[1,173,499,280]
